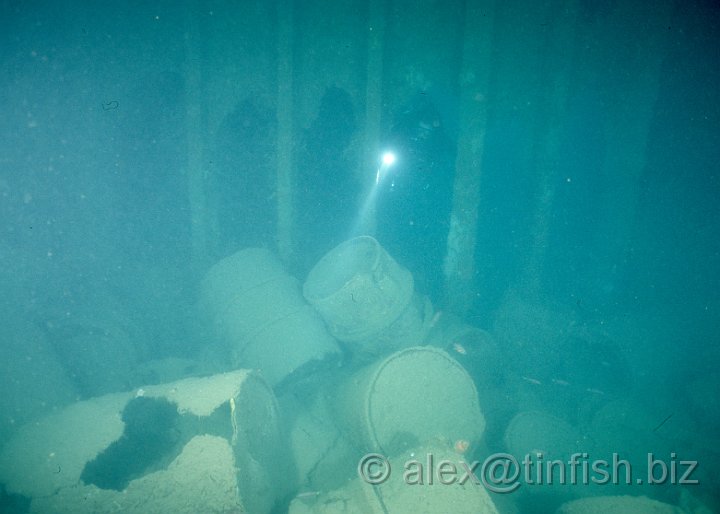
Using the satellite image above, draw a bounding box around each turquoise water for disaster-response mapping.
[1,1,719,513]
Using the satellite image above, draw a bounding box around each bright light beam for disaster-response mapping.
[352,150,399,237]
[375,151,397,184]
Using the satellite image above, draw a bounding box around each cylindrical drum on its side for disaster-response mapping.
[303,236,414,344]
[503,410,585,461]
[502,410,588,501]
[334,346,486,456]
[200,248,287,310]
[200,248,340,386]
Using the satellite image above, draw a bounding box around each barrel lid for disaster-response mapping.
[364,346,485,454]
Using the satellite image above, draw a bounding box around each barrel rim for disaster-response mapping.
[363,346,484,452]
[303,236,382,302]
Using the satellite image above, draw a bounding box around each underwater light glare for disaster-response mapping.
[375,151,398,184]
[381,151,396,167]
[354,150,398,235]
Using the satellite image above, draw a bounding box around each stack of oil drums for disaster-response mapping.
[0,237,495,514]
[287,236,492,513]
